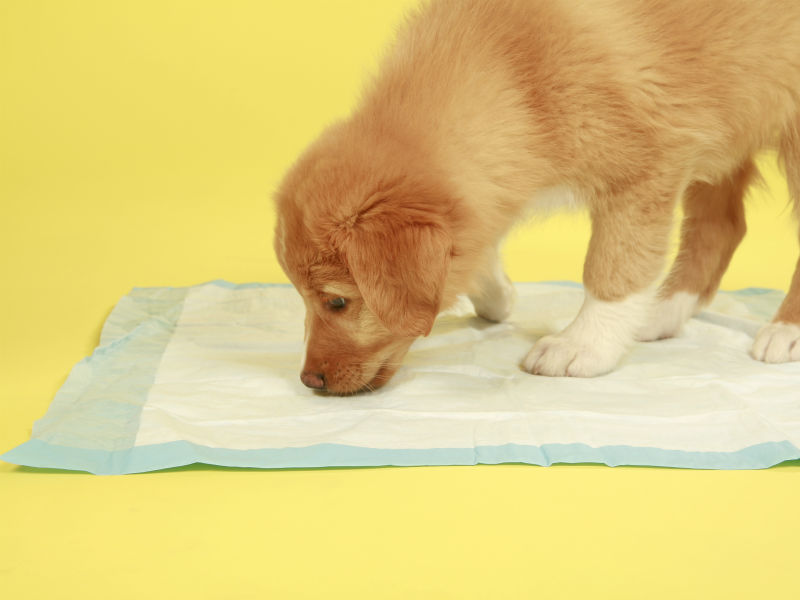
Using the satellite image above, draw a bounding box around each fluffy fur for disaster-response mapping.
[274,0,800,394]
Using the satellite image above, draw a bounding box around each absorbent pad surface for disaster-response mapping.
[3,281,799,474]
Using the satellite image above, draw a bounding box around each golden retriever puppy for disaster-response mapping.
[274,0,800,394]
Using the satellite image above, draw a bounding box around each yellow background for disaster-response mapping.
[2,1,799,598]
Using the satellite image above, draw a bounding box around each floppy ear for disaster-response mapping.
[338,216,451,337]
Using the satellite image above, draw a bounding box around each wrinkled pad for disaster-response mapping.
[4,281,800,474]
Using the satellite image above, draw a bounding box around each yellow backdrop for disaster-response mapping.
[2,2,799,599]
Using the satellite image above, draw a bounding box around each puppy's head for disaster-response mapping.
[274,127,454,394]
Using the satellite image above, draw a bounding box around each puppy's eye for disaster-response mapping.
[327,297,347,310]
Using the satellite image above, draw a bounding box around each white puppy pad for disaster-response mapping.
[3,281,799,474]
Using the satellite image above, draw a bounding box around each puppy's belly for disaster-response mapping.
[528,185,583,216]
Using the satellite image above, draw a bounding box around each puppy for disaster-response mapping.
[274,0,800,394]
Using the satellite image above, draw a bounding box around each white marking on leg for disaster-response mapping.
[301,315,311,370]
[637,291,700,341]
[469,259,516,323]
[523,290,653,377]
[751,322,800,363]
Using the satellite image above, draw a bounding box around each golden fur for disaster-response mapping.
[275,0,800,394]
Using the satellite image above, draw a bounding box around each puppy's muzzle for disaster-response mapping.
[300,370,326,390]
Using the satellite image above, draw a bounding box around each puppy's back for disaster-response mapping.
[366,0,800,189]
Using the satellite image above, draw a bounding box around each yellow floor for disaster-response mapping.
[2,1,800,598]
[2,459,800,599]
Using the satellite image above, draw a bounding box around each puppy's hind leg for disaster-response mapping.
[523,178,679,377]
[469,246,516,323]
[752,118,800,362]
[638,160,755,341]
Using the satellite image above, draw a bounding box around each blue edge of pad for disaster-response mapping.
[3,439,799,475]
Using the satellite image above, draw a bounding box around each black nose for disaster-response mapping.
[301,371,326,390]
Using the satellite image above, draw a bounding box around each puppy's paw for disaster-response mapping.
[522,333,620,377]
[637,292,699,342]
[751,322,800,363]
[470,274,516,323]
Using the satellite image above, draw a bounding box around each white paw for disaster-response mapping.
[470,274,516,323]
[522,333,622,377]
[521,290,650,377]
[751,322,800,363]
[637,292,699,342]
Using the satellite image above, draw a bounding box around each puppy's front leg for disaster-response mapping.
[523,184,678,377]
[469,247,516,323]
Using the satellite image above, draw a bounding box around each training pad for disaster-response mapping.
[3,281,800,474]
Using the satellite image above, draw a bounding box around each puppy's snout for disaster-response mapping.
[301,370,326,390]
